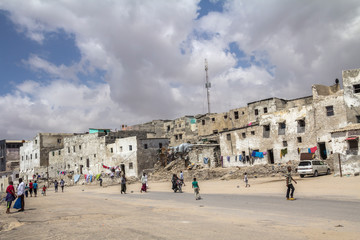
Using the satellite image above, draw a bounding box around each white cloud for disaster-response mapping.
[0,0,360,139]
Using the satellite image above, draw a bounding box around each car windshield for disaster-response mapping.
[299,161,311,166]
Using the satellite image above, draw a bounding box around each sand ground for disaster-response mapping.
[0,175,359,240]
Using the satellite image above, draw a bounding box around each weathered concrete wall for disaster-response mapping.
[137,138,169,175]
[343,69,360,124]
[187,145,220,168]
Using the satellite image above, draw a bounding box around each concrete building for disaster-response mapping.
[47,130,169,178]
[0,140,23,172]
[19,133,75,181]
[219,79,349,167]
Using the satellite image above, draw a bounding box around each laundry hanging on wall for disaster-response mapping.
[280,148,288,158]
[308,146,318,153]
[251,151,264,158]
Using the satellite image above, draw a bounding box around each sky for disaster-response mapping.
[0,0,360,140]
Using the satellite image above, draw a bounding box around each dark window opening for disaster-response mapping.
[213,130,218,134]
[167,125,170,132]
[73,146,76,152]
[348,140,358,150]
[94,154,96,158]
[211,118,215,122]
[283,141,288,147]
[226,134,231,141]
[326,106,334,116]
[357,115,360,123]
[175,135,178,140]
[251,131,255,135]
[179,134,183,140]
[354,84,360,93]
[263,125,270,138]
[264,107,268,113]
[202,120,205,125]
[242,132,246,138]
[297,119,306,133]
[52,152,54,156]
[278,122,286,135]
[86,159,89,168]
[129,145,132,151]
[144,144,148,149]
[58,150,61,155]
[297,137,302,143]
[255,109,259,116]
[111,148,113,153]
[79,145,81,150]
[68,147,70,153]
[224,115,228,119]
[57,139,61,143]
[129,162,133,169]
[234,111,239,119]
[159,143,163,148]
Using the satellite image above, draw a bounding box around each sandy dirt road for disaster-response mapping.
[1,175,359,240]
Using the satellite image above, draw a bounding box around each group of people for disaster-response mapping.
[5,178,66,214]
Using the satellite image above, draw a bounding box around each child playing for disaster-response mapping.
[244,172,250,187]
[192,177,201,200]
[42,185,47,196]
[5,181,16,214]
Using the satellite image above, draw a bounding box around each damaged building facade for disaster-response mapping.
[47,130,169,178]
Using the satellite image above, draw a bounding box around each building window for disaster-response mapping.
[26,155,28,160]
[35,153,37,159]
[179,134,183,140]
[178,124,181,128]
[79,145,82,150]
[57,139,61,143]
[129,162,133,169]
[80,157,82,160]
[120,146,123,152]
[212,118,215,122]
[52,152,55,156]
[251,131,255,135]
[58,150,61,155]
[264,107,268,113]
[242,132,246,138]
[348,140,358,150]
[297,137,302,143]
[234,111,239,119]
[283,141,288,147]
[86,159,90,168]
[73,146,76,152]
[263,125,270,138]
[30,154,32,159]
[68,147,70,153]
[94,154,96,158]
[226,134,231,141]
[357,115,360,123]
[326,106,334,116]
[68,164,70,169]
[167,125,170,132]
[202,120,205,125]
[159,143,163,148]
[213,130,218,134]
[224,115,228,119]
[278,122,286,135]
[297,119,306,133]
[175,135,178,140]
[354,84,360,93]
[35,140,37,144]
[111,148,113,153]
[22,156,23,161]
[144,144,148,149]
[255,109,259,116]
[129,145,132,151]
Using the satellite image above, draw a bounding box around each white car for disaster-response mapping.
[297,160,331,178]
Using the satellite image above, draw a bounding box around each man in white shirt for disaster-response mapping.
[17,178,25,211]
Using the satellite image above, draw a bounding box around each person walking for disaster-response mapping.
[120,174,126,194]
[244,172,250,187]
[25,184,29,197]
[42,185,47,196]
[286,166,297,200]
[192,177,201,200]
[54,180,58,192]
[5,181,16,214]
[17,178,25,211]
[60,179,65,192]
[29,180,33,197]
[33,180,38,197]
[180,170,185,186]
[140,173,147,193]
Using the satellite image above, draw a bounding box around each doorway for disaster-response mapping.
[318,142,327,160]
[80,165,83,174]
[120,164,125,176]
[268,149,274,164]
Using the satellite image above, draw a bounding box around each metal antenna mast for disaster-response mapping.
[205,58,211,114]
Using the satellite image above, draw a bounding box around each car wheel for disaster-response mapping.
[300,174,304,178]
[314,171,318,177]
[326,169,330,175]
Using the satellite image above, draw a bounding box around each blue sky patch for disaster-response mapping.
[197,0,226,19]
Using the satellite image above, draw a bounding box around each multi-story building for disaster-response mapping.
[0,140,23,172]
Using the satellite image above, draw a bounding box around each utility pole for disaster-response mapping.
[205,59,211,114]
